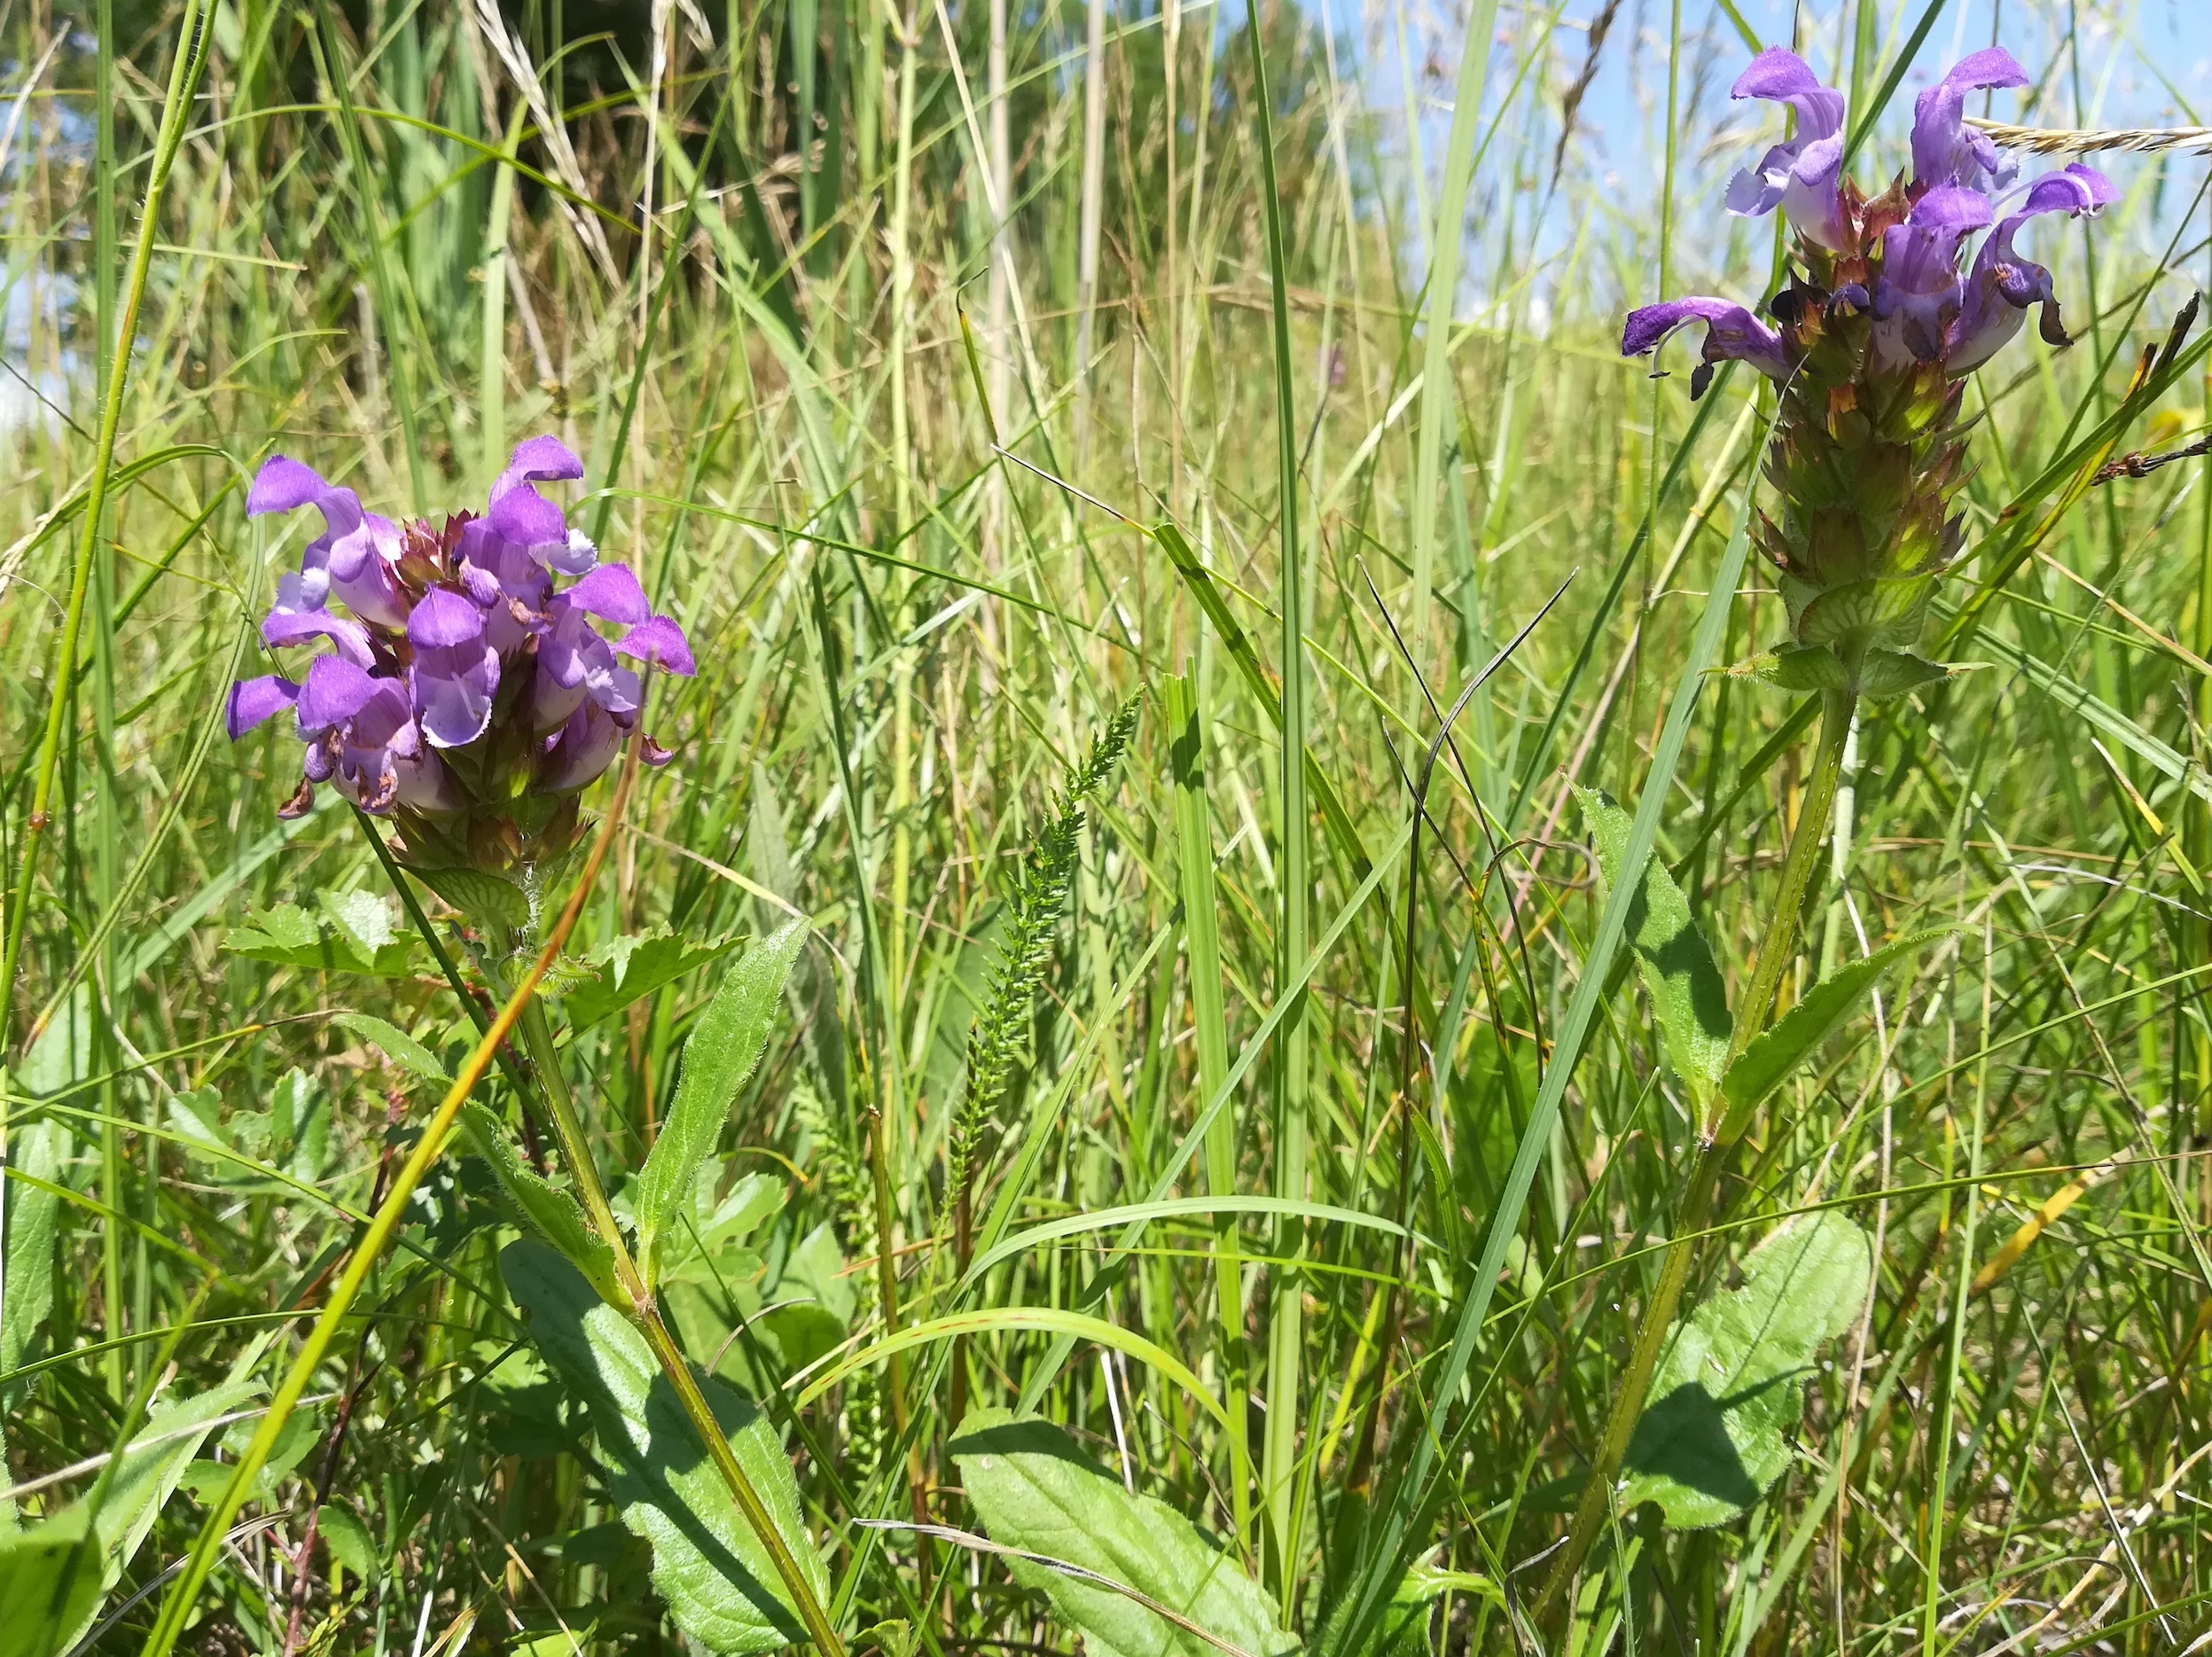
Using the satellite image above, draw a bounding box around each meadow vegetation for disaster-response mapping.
[2,0,2210,1652]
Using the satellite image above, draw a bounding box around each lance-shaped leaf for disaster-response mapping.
[333,1012,449,1084]
[636,918,809,1290]
[461,1103,622,1307]
[1619,1212,1872,1528]
[1577,788,1731,1112]
[502,1240,828,1654]
[1718,930,1949,1141]
[950,1409,1295,1657]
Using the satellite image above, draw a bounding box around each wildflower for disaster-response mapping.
[1622,47,2114,696]
[228,439,693,881]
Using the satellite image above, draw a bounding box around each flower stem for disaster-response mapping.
[1536,688,1855,1623]
[509,972,848,1657]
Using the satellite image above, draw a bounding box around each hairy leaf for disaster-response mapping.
[1620,1212,1872,1528]
[950,1408,1294,1657]
[502,1241,827,1653]
[1578,788,1731,1109]
[404,864,531,930]
[1718,932,1947,1140]
[563,929,743,1029]
[222,903,418,978]
[460,1104,621,1306]
[333,1012,449,1084]
[636,918,809,1289]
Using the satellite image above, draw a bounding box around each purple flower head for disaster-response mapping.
[228,437,695,873]
[1911,48,2028,195]
[1947,163,2119,372]
[1627,47,2111,395]
[1725,50,1849,250]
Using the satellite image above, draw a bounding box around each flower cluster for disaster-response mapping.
[228,437,694,875]
[1623,49,2114,696]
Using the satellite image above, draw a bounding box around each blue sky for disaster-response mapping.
[1311,0,2212,326]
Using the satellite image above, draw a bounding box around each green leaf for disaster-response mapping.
[950,1408,1295,1657]
[333,1012,451,1084]
[460,1104,622,1307]
[562,929,743,1029]
[501,1240,828,1654]
[0,1380,261,1653]
[1718,931,1948,1140]
[0,1510,98,1657]
[1725,643,1849,693]
[1855,648,1954,700]
[221,902,418,978]
[1311,1563,1501,1657]
[2,1117,64,1391]
[403,864,531,931]
[319,887,396,954]
[636,918,809,1290]
[1577,788,1732,1109]
[1620,1212,1872,1528]
[318,1504,377,1582]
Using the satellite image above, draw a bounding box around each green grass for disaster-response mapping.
[3,0,2211,1653]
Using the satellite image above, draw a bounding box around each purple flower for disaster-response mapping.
[1624,47,2112,392]
[405,587,500,749]
[1621,297,1793,393]
[228,438,696,869]
[1911,48,2028,195]
[1869,184,1995,369]
[1947,164,2120,372]
[1726,49,1849,250]
[247,456,411,629]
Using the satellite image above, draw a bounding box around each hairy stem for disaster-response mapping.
[1537,687,1854,1622]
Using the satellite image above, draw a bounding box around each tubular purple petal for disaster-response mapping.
[1946,165,2118,374]
[491,435,584,503]
[615,615,696,676]
[489,485,568,549]
[407,586,489,649]
[296,655,387,731]
[1622,297,1792,381]
[564,562,651,624]
[1911,48,2028,191]
[410,644,500,749]
[247,455,332,516]
[225,675,299,739]
[1725,49,1848,248]
[262,574,375,667]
